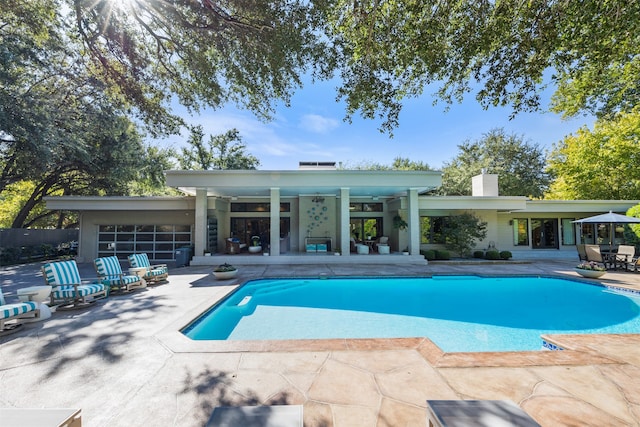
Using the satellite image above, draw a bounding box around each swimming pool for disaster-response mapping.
[182,276,640,352]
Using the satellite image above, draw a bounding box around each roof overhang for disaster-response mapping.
[509,200,640,214]
[44,196,195,211]
[419,196,528,211]
[164,169,442,198]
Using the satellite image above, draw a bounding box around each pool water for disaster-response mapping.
[182,276,640,352]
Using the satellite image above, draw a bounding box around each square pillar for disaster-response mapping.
[340,188,350,256]
[270,188,281,256]
[194,189,207,256]
[407,188,420,255]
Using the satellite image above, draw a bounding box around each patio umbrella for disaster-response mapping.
[573,211,640,247]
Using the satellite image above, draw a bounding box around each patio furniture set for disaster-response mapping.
[577,243,640,271]
[0,253,169,335]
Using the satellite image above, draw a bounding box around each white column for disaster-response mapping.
[270,188,281,256]
[407,188,420,255]
[340,188,350,256]
[194,189,207,256]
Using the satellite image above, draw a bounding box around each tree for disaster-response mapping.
[67,0,332,131]
[178,126,260,170]
[321,1,640,132]
[439,128,550,197]
[623,205,640,250]
[546,109,640,200]
[443,212,487,258]
[1,1,176,227]
[339,156,431,170]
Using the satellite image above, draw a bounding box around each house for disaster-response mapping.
[44,163,639,265]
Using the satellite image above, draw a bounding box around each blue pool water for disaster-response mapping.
[182,276,640,352]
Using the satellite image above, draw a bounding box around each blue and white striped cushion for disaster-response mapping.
[0,301,37,320]
[52,284,106,299]
[100,275,140,286]
[43,260,82,286]
[128,253,150,269]
[147,269,166,277]
[94,256,124,276]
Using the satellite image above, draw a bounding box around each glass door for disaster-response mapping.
[531,219,559,249]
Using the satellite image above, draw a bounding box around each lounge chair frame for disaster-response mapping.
[0,288,40,335]
[42,260,108,309]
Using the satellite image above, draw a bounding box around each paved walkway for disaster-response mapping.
[1,260,640,426]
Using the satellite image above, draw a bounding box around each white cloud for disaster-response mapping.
[299,114,340,134]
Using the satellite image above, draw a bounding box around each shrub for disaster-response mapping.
[499,250,513,260]
[435,249,450,260]
[485,250,500,260]
[423,250,436,260]
[442,212,488,257]
[473,250,484,258]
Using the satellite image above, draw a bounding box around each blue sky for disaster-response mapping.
[160,78,595,171]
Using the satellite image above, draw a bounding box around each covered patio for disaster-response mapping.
[165,168,441,265]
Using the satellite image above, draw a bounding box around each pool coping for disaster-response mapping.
[156,274,635,368]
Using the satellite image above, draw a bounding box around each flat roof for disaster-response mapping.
[164,169,443,197]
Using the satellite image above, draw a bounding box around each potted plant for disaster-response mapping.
[393,215,408,231]
[575,261,606,278]
[402,247,409,255]
[213,263,238,280]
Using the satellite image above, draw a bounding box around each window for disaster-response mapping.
[561,218,576,245]
[230,218,290,246]
[512,219,529,246]
[420,216,447,244]
[350,218,382,241]
[349,203,383,212]
[98,225,192,260]
[231,203,290,212]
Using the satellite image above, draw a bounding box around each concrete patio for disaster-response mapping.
[1,259,640,426]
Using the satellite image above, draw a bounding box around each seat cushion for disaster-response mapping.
[1,301,37,319]
[43,260,82,286]
[94,256,124,276]
[52,284,106,299]
[128,253,151,269]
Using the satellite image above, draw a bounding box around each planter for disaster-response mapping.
[574,268,605,279]
[213,269,238,280]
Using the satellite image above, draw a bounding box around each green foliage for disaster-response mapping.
[546,109,640,200]
[422,250,436,261]
[392,215,408,231]
[439,128,550,197]
[435,250,450,260]
[499,251,513,260]
[322,1,640,132]
[70,0,331,131]
[443,212,488,257]
[623,205,640,249]
[178,126,260,170]
[485,250,500,260]
[340,156,431,171]
[473,250,484,259]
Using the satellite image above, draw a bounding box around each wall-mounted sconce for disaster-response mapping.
[312,194,325,203]
[372,196,379,201]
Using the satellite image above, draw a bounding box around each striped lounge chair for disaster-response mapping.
[42,260,108,308]
[127,253,169,284]
[94,256,145,292]
[0,288,39,335]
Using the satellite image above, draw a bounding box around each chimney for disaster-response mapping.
[472,173,499,197]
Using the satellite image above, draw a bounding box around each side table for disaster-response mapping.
[128,267,148,287]
[17,285,53,321]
